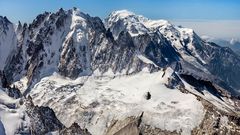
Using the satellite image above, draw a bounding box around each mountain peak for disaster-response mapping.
[0,16,11,25]
[108,10,172,27]
[110,10,135,19]
[71,7,81,15]
[106,10,176,39]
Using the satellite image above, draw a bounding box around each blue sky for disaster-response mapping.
[0,0,239,23]
[0,0,239,39]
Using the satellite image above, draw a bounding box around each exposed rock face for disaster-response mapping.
[105,112,180,135]
[60,122,91,135]
[192,98,240,135]
[0,120,6,135]
[139,125,180,135]
[4,86,22,99]
[200,42,240,90]
[25,96,64,135]
[0,71,21,98]
[0,16,17,71]
[180,74,229,98]
[105,116,140,135]
[0,71,8,88]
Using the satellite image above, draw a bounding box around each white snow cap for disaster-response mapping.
[111,10,135,19]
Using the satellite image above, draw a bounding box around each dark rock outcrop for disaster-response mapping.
[25,96,64,135]
[0,71,9,88]
[105,112,180,135]
[4,85,22,99]
[24,96,92,135]
[60,123,91,135]
[192,98,240,135]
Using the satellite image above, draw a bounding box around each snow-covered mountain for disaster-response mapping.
[1,8,240,135]
[106,10,240,92]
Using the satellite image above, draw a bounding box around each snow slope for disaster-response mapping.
[0,88,28,135]
[29,69,204,135]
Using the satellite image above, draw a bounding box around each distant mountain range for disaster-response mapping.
[202,36,240,55]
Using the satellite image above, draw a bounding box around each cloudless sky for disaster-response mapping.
[0,0,239,39]
[0,0,239,23]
